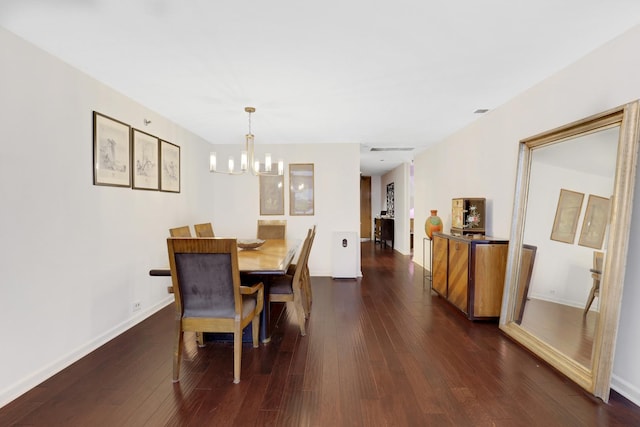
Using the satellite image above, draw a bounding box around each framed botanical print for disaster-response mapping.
[93,111,131,187]
[132,129,159,190]
[550,188,584,244]
[160,140,180,193]
[578,195,610,249]
[289,163,314,216]
[260,167,284,215]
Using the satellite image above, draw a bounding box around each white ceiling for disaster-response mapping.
[2,1,639,175]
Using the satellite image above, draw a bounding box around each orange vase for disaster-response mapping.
[425,209,443,239]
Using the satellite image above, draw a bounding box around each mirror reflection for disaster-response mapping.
[515,126,618,369]
[500,101,640,402]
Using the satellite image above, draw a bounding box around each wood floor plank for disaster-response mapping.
[2,241,640,426]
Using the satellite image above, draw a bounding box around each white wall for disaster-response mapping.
[0,27,217,406]
[414,24,640,405]
[0,26,361,407]
[208,143,361,276]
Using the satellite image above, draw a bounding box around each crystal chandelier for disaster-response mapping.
[209,107,284,176]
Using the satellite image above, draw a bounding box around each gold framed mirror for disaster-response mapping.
[499,101,640,402]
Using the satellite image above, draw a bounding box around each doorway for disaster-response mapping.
[360,176,372,239]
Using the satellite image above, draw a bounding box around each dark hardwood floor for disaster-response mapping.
[520,298,597,368]
[3,241,640,426]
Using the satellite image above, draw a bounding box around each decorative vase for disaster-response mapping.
[425,210,443,239]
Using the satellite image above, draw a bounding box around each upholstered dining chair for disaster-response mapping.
[166,237,264,384]
[169,225,207,345]
[257,219,286,240]
[269,229,313,335]
[194,222,215,237]
[169,225,192,238]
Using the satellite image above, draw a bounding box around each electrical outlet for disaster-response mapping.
[133,301,142,312]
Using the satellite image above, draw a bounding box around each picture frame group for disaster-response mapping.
[550,188,610,249]
[259,163,315,216]
[93,111,180,193]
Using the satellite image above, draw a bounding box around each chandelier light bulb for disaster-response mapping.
[209,152,217,172]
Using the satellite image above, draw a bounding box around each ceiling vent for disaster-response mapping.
[370,147,414,152]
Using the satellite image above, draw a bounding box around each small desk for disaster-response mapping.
[150,238,299,342]
[374,217,394,249]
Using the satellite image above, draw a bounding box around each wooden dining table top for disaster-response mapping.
[149,238,300,277]
[237,238,299,275]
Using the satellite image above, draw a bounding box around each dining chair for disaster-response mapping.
[287,225,316,316]
[169,225,208,345]
[194,222,215,237]
[169,225,192,237]
[269,229,313,335]
[584,251,604,315]
[166,237,264,384]
[257,219,286,240]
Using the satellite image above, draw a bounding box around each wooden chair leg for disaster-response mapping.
[173,323,183,383]
[233,326,242,384]
[293,300,307,336]
[251,316,260,348]
[196,332,205,347]
[584,287,597,315]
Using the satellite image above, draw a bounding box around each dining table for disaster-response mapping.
[149,238,300,343]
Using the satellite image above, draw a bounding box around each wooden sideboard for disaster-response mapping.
[374,217,394,249]
[432,232,508,320]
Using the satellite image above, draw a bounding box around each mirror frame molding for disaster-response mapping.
[499,100,640,402]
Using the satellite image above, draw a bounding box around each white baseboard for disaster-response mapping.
[611,373,640,406]
[0,297,174,408]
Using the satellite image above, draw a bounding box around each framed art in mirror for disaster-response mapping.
[550,189,584,244]
[93,111,131,187]
[160,140,180,193]
[290,163,314,216]
[132,129,159,191]
[499,100,640,402]
[578,194,610,249]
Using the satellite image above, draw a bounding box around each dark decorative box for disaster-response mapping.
[451,198,486,236]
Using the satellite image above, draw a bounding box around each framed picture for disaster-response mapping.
[132,129,159,190]
[578,195,611,249]
[386,182,395,218]
[160,140,180,192]
[260,167,284,215]
[550,189,584,244]
[289,163,314,216]
[93,111,131,187]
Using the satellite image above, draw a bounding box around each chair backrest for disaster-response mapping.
[257,219,286,240]
[291,229,314,285]
[592,251,604,283]
[194,222,215,237]
[593,251,604,273]
[169,226,192,237]
[515,244,537,324]
[166,238,242,319]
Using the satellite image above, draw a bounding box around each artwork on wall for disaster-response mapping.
[132,129,159,190]
[92,111,180,192]
[578,194,610,249]
[550,188,584,244]
[93,111,131,187]
[160,140,180,193]
[260,166,284,215]
[290,163,314,215]
[386,182,395,218]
